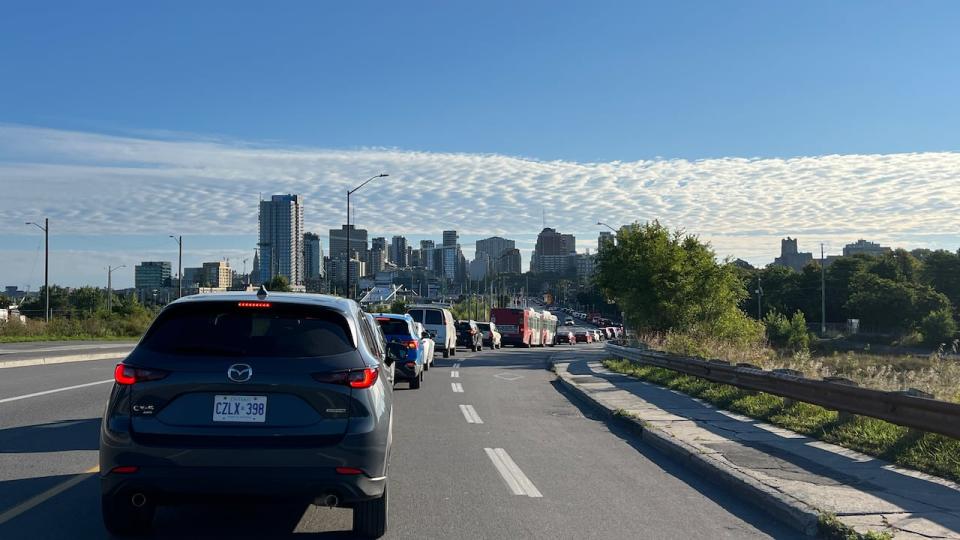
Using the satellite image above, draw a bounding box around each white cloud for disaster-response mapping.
[1,124,958,286]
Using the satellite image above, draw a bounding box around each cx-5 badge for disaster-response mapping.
[227,363,253,382]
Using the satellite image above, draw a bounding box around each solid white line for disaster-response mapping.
[484,448,525,495]
[459,404,483,424]
[451,371,459,378]
[484,448,542,497]
[0,379,114,404]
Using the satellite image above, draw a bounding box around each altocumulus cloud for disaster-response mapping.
[1,124,959,268]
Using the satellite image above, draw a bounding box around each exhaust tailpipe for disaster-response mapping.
[130,492,148,508]
[315,494,339,507]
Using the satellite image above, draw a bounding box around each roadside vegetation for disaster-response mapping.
[0,286,156,342]
[603,357,960,485]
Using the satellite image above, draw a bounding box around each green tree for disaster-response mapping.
[266,275,293,292]
[388,299,408,314]
[921,250,960,317]
[596,221,760,342]
[920,309,958,347]
[845,273,950,333]
[763,310,810,352]
[0,294,10,309]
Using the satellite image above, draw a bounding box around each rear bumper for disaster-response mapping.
[501,336,525,345]
[395,363,421,380]
[100,466,385,505]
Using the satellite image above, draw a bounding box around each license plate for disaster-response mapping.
[213,395,267,423]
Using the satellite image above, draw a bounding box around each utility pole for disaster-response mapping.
[170,235,183,298]
[821,243,827,336]
[346,173,388,299]
[107,264,126,312]
[25,219,50,322]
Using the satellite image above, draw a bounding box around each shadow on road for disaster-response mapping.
[0,418,100,454]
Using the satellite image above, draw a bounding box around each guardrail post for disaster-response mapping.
[773,369,804,407]
[824,377,859,422]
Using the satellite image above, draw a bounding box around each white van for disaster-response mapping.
[407,305,457,358]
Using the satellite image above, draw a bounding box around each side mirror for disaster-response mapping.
[428,330,437,339]
[385,342,406,366]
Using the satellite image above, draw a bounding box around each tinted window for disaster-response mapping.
[477,323,490,331]
[408,309,424,323]
[424,310,443,325]
[141,302,354,357]
[376,318,413,337]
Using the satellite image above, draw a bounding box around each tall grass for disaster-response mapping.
[0,312,154,342]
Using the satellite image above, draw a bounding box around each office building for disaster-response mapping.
[258,194,305,286]
[576,253,597,281]
[442,230,458,247]
[598,231,615,251]
[391,236,409,267]
[500,248,522,274]
[772,237,813,272]
[182,267,204,287]
[329,224,368,261]
[134,261,172,291]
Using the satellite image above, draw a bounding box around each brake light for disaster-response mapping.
[376,317,390,321]
[336,467,364,475]
[347,367,379,389]
[238,301,271,308]
[113,364,168,385]
[110,466,139,474]
[405,340,419,350]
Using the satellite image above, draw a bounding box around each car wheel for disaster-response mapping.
[410,372,421,389]
[451,347,456,357]
[442,348,449,358]
[353,483,388,538]
[102,493,155,536]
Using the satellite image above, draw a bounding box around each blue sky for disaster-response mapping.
[1,2,959,288]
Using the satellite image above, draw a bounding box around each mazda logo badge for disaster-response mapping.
[227,364,253,383]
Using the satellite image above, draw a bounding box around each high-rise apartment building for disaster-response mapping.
[258,194,305,285]
[202,261,232,289]
[476,236,516,274]
[500,248,522,274]
[598,231,615,251]
[134,261,171,291]
[531,228,576,273]
[843,239,891,257]
[303,232,323,281]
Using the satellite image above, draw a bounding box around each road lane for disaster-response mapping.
[0,343,800,539]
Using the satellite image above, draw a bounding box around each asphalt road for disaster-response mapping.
[0,341,800,539]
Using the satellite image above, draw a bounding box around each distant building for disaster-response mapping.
[469,253,491,281]
[366,247,387,275]
[442,230,458,247]
[372,237,387,253]
[182,267,204,288]
[303,232,323,281]
[329,224,368,261]
[843,239,891,257]
[391,236,409,267]
[476,236,516,274]
[202,261,232,289]
[531,228,575,273]
[499,248,522,274]
[134,261,171,291]
[576,253,597,280]
[420,239,435,250]
[772,237,813,272]
[731,258,755,270]
[258,194,305,286]
[598,231,615,252]
[250,250,261,285]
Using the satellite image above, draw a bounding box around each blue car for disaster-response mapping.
[373,313,424,389]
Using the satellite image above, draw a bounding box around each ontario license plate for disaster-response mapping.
[213,395,267,423]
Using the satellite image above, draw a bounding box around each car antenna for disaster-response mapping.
[257,284,269,299]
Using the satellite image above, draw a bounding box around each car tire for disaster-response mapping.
[410,372,421,389]
[443,348,449,358]
[451,347,456,357]
[353,483,388,538]
[102,493,155,536]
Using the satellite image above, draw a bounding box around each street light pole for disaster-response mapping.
[597,221,617,233]
[345,174,389,299]
[107,264,126,312]
[25,219,49,322]
[169,235,182,299]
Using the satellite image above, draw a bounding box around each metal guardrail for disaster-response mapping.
[606,343,960,440]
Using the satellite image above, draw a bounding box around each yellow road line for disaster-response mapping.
[0,465,99,526]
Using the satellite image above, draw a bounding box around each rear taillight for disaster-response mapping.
[313,367,379,389]
[405,340,419,350]
[113,364,168,385]
[335,467,365,475]
[110,466,139,474]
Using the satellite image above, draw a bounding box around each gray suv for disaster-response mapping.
[99,290,396,537]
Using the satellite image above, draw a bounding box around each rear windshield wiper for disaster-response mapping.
[168,345,246,357]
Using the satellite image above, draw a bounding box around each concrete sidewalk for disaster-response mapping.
[552,354,960,539]
[0,341,135,369]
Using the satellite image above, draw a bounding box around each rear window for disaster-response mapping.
[141,301,354,357]
[476,323,490,331]
[408,309,423,323]
[376,318,413,337]
[456,322,472,330]
[423,310,443,325]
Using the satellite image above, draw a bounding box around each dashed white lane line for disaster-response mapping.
[0,379,113,404]
[451,371,460,378]
[459,404,483,424]
[453,363,461,368]
[451,382,464,393]
[484,448,542,498]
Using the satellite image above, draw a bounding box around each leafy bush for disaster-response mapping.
[920,309,958,347]
[764,310,810,351]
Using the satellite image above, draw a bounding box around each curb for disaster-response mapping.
[550,358,821,537]
[0,350,133,369]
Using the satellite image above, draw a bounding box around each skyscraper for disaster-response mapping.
[329,224,368,260]
[391,236,408,267]
[258,194,305,286]
[442,230,458,247]
[476,236,516,274]
[134,261,171,291]
[531,228,576,273]
[303,232,323,281]
[598,231,615,251]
